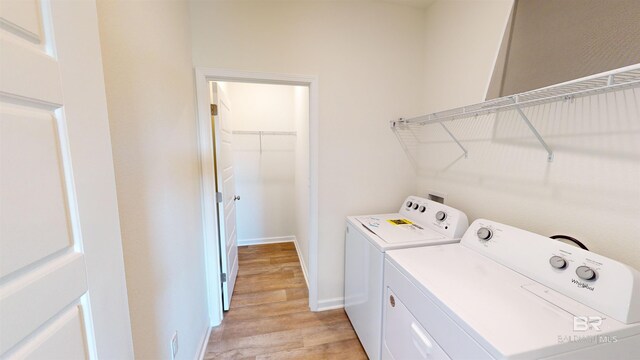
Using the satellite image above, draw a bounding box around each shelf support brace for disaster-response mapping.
[439,122,468,158]
[511,97,554,162]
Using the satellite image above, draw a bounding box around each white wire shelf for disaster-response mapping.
[391,64,640,163]
[232,130,296,153]
[232,130,296,136]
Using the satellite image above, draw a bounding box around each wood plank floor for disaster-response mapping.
[204,242,367,359]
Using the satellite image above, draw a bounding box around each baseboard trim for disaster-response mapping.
[237,235,295,246]
[196,325,212,360]
[292,237,310,289]
[316,297,344,311]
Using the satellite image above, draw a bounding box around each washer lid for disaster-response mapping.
[355,214,445,244]
[386,245,640,359]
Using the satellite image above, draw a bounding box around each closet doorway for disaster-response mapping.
[194,69,319,326]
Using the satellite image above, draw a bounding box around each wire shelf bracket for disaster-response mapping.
[439,122,468,159]
[511,96,554,162]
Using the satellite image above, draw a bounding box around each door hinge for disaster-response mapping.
[216,192,223,203]
[221,273,227,282]
[210,104,218,116]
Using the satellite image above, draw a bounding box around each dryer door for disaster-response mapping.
[382,288,451,360]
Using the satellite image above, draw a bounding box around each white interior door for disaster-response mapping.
[0,0,132,358]
[211,83,239,311]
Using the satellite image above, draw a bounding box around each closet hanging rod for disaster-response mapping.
[232,130,296,136]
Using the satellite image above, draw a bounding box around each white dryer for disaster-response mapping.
[383,219,640,360]
[344,195,469,360]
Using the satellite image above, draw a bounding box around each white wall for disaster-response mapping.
[423,0,513,111]
[419,0,640,271]
[96,1,210,359]
[190,0,425,306]
[224,82,297,131]
[221,82,299,242]
[294,86,311,279]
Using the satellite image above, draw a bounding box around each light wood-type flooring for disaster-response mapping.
[204,242,367,359]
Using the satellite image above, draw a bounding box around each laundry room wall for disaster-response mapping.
[220,82,298,244]
[190,0,425,308]
[417,0,640,270]
[96,0,210,358]
[422,0,513,113]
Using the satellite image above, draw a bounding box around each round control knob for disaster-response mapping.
[576,266,597,281]
[413,203,419,210]
[419,205,426,213]
[549,256,567,269]
[406,201,413,208]
[477,227,493,241]
[435,211,447,221]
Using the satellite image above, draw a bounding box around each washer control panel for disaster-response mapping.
[400,196,469,239]
[461,219,640,324]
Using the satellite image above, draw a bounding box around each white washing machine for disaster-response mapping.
[344,195,469,360]
[383,219,640,360]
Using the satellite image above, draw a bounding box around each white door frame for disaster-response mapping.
[194,68,319,325]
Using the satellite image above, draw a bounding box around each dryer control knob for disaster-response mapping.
[419,205,426,213]
[406,201,413,208]
[477,227,493,241]
[413,203,419,210]
[435,211,447,221]
[576,266,597,281]
[549,256,567,269]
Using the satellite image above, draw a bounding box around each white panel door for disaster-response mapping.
[211,83,239,311]
[0,0,132,358]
